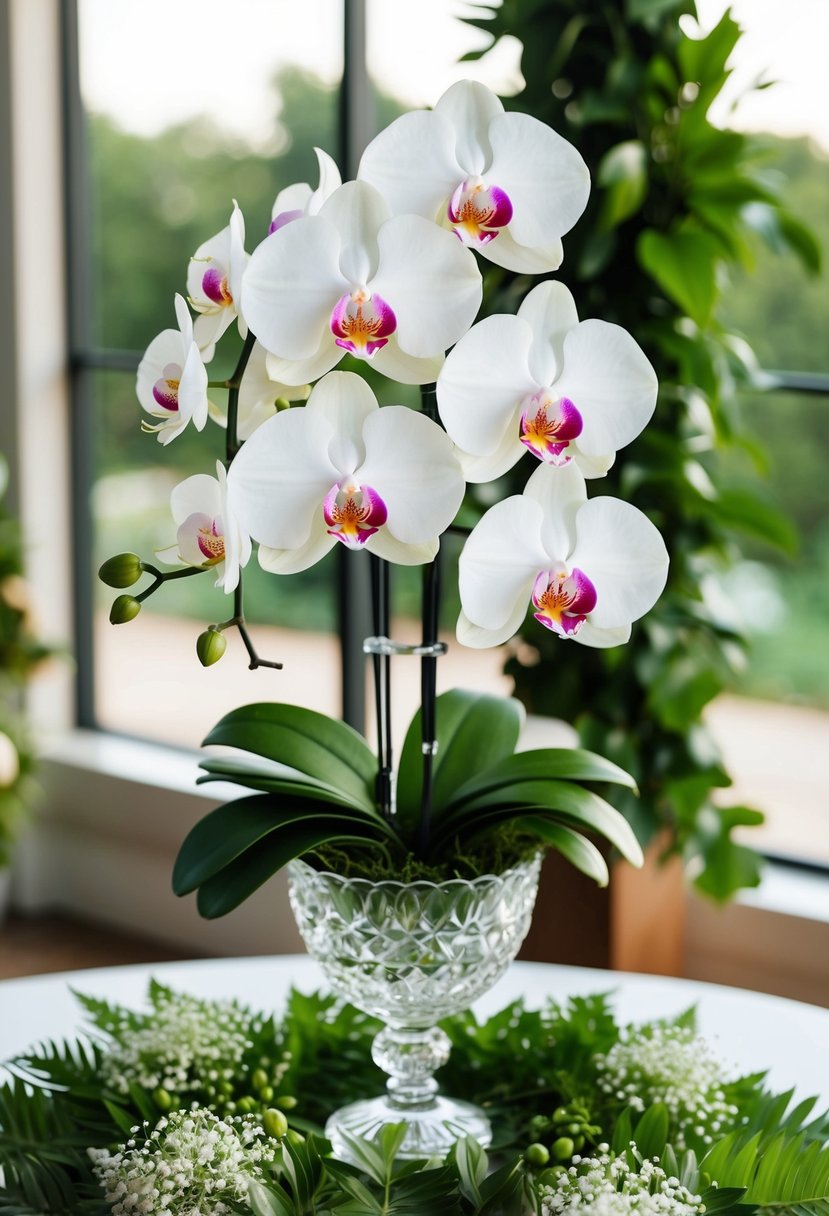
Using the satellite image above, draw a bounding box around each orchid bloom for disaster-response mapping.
[458,462,668,649]
[186,200,248,360]
[137,294,209,445]
[207,342,310,440]
[358,80,590,274]
[227,371,465,573]
[241,180,482,387]
[157,462,250,593]
[269,147,341,233]
[437,281,658,481]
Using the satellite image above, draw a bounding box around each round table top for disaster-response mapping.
[1,956,827,1104]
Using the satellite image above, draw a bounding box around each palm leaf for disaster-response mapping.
[202,702,377,806]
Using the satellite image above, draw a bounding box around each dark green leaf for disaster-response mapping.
[197,756,381,815]
[513,817,609,886]
[598,140,648,229]
[637,228,720,326]
[448,748,637,807]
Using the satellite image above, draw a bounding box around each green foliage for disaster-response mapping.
[462,0,822,900]
[3,981,828,1215]
[174,690,642,915]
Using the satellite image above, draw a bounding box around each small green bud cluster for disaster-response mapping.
[528,1100,602,1166]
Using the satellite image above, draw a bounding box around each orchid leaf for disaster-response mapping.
[197,756,381,815]
[173,795,381,897]
[509,817,610,886]
[448,748,638,807]
[202,703,377,806]
[195,821,372,918]
[440,780,644,866]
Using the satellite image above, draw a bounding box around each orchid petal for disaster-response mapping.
[456,594,530,649]
[358,110,461,223]
[309,147,342,213]
[555,319,658,460]
[177,512,216,567]
[574,620,633,649]
[178,339,209,431]
[433,79,504,175]
[272,181,313,218]
[366,532,439,566]
[319,180,388,285]
[569,497,669,629]
[265,334,342,387]
[174,293,194,346]
[458,496,549,633]
[242,216,347,359]
[437,313,536,459]
[488,111,590,247]
[455,421,526,484]
[228,199,248,312]
[372,215,482,358]
[371,339,443,386]
[136,329,184,417]
[523,461,587,564]
[258,512,335,575]
[474,228,564,275]
[518,281,579,386]
[357,406,464,545]
[170,473,222,525]
[226,406,337,551]
[309,371,377,475]
[193,309,233,358]
[154,544,183,567]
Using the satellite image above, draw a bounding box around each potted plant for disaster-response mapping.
[100,80,669,1156]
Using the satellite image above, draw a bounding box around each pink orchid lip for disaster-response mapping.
[197,517,226,563]
[520,393,583,465]
[532,566,597,638]
[269,208,304,234]
[323,480,388,549]
[330,289,397,359]
[202,265,233,307]
[448,177,513,247]
[153,362,182,412]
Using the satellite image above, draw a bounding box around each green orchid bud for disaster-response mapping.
[263,1108,289,1138]
[99,552,144,588]
[109,595,141,624]
[259,1084,274,1103]
[196,628,226,667]
[525,1143,550,1167]
[285,1129,305,1145]
[551,1137,575,1161]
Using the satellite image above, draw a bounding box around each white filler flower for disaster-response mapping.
[539,1147,706,1216]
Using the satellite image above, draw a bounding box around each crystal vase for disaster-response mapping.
[287,854,541,1159]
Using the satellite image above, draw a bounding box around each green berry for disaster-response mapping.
[525,1143,551,1167]
[152,1087,172,1110]
[274,1094,297,1110]
[567,1122,582,1135]
[263,1108,289,1138]
[552,1106,571,1123]
[259,1084,274,1103]
[251,1068,269,1092]
[552,1137,575,1161]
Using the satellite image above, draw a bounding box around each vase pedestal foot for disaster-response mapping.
[325,1093,492,1161]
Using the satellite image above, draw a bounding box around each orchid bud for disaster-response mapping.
[99,553,143,588]
[552,1136,575,1160]
[196,628,227,667]
[525,1143,550,1167]
[109,595,141,624]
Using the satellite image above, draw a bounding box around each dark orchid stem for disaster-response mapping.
[134,563,204,603]
[370,554,393,818]
[225,329,257,464]
[418,381,442,858]
[418,551,441,858]
[230,578,283,670]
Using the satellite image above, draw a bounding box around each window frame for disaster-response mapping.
[3,0,828,984]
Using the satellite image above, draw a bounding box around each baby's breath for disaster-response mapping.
[594,1025,738,1150]
[539,1147,705,1216]
[99,991,278,1100]
[88,1108,275,1216]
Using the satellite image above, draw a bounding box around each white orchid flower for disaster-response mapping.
[458,462,668,650]
[136,294,209,445]
[157,461,250,593]
[269,147,341,233]
[186,200,249,360]
[207,342,310,440]
[227,371,465,573]
[358,80,590,274]
[242,180,482,387]
[437,281,658,481]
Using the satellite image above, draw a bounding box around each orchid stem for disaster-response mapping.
[225,330,257,464]
[134,564,204,602]
[418,381,442,858]
[370,554,393,818]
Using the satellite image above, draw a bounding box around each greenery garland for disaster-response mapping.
[1,984,828,1215]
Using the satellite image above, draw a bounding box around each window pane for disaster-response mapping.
[77,1,344,746]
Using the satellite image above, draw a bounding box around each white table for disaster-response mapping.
[1,957,828,1104]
